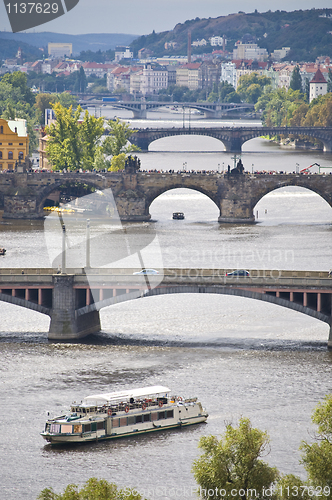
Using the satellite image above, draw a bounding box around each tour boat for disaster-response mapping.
[172,212,185,220]
[41,385,208,445]
[0,248,6,255]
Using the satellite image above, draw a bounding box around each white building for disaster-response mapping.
[309,68,328,102]
[115,46,133,62]
[233,42,268,61]
[209,36,226,47]
[140,64,168,96]
[220,62,236,88]
[48,43,72,58]
[271,47,290,61]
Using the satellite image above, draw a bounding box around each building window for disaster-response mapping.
[19,143,23,146]
[8,164,13,171]
[0,126,3,134]
[8,151,13,160]
[0,151,2,159]
[8,143,13,145]
[19,151,24,160]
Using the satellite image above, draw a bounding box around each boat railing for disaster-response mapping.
[97,397,170,414]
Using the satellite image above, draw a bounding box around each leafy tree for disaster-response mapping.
[300,394,332,494]
[237,73,271,104]
[102,118,139,157]
[109,152,126,171]
[37,477,145,500]
[45,103,82,170]
[192,417,279,500]
[80,110,104,170]
[45,103,104,171]
[289,66,303,92]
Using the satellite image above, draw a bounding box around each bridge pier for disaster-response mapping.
[49,274,100,340]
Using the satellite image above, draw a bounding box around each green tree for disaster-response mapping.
[300,394,332,495]
[289,66,303,92]
[79,110,104,170]
[45,103,82,170]
[45,103,104,171]
[37,477,146,500]
[102,118,139,157]
[237,73,271,104]
[109,152,126,171]
[192,417,279,500]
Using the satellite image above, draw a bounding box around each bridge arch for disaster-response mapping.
[36,177,104,213]
[78,285,331,334]
[148,134,224,152]
[250,181,332,216]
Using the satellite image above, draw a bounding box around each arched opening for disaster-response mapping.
[149,187,219,223]
[254,186,332,225]
[148,134,224,152]
[42,182,97,209]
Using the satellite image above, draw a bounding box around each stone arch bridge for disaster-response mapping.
[129,126,332,152]
[0,268,331,346]
[1,171,332,223]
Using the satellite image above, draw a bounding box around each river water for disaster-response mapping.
[1,111,332,500]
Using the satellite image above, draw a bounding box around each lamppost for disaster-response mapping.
[61,225,66,274]
[296,163,299,174]
[86,219,91,269]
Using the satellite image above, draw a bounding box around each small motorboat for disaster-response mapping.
[172,212,185,220]
[0,248,6,256]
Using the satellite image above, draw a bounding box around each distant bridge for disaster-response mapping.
[79,100,255,119]
[130,126,332,152]
[0,268,331,345]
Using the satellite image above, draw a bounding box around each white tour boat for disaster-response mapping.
[41,385,208,445]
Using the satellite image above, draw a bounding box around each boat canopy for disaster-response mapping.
[83,385,171,405]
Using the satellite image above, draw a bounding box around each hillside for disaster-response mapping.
[0,32,138,58]
[130,8,332,61]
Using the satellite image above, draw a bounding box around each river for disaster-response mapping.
[1,111,332,499]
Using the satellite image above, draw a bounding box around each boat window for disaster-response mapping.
[143,413,151,422]
[135,415,143,424]
[91,422,97,431]
[158,411,165,420]
[97,421,105,430]
[128,416,135,425]
[166,410,174,419]
[151,412,158,421]
[50,423,60,433]
[84,423,91,432]
[112,418,119,428]
[74,424,82,433]
[61,424,72,434]
[120,417,127,427]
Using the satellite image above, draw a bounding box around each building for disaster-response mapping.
[309,68,328,102]
[176,63,202,90]
[48,43,72,58]
[233,42,268,62]
[115,46,133,62]
[0,118,29,171]
[220,62,237,88]
[140,64,168,96]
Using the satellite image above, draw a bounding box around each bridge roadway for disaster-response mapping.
[79,100,255,119]
[2,171,332,223]
[0,267,331,345]
[129,126,332,152]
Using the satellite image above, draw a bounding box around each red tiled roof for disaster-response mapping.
[310,68,327,83]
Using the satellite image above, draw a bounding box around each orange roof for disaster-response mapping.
[311,68,327,83]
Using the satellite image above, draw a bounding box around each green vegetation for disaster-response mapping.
[102,118,140,171]
[45,103,104,171]
[0,71,38,152]
[192,417,279,500]
[37,477,145,500]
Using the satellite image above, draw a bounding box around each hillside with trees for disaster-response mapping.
[130,8,332,61]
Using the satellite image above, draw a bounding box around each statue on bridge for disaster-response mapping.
[125,155,141,173]
[228,159,244,176]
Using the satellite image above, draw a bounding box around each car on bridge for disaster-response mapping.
[133,269,159,275]
[226,270,250,277]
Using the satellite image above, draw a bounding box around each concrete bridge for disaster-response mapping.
[129,126,332,152]
[79,100,255,119]
[0,268,331,345]
[1,171,332,223]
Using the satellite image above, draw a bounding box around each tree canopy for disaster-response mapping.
[45,103,104,171]
[192,417,279,500]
